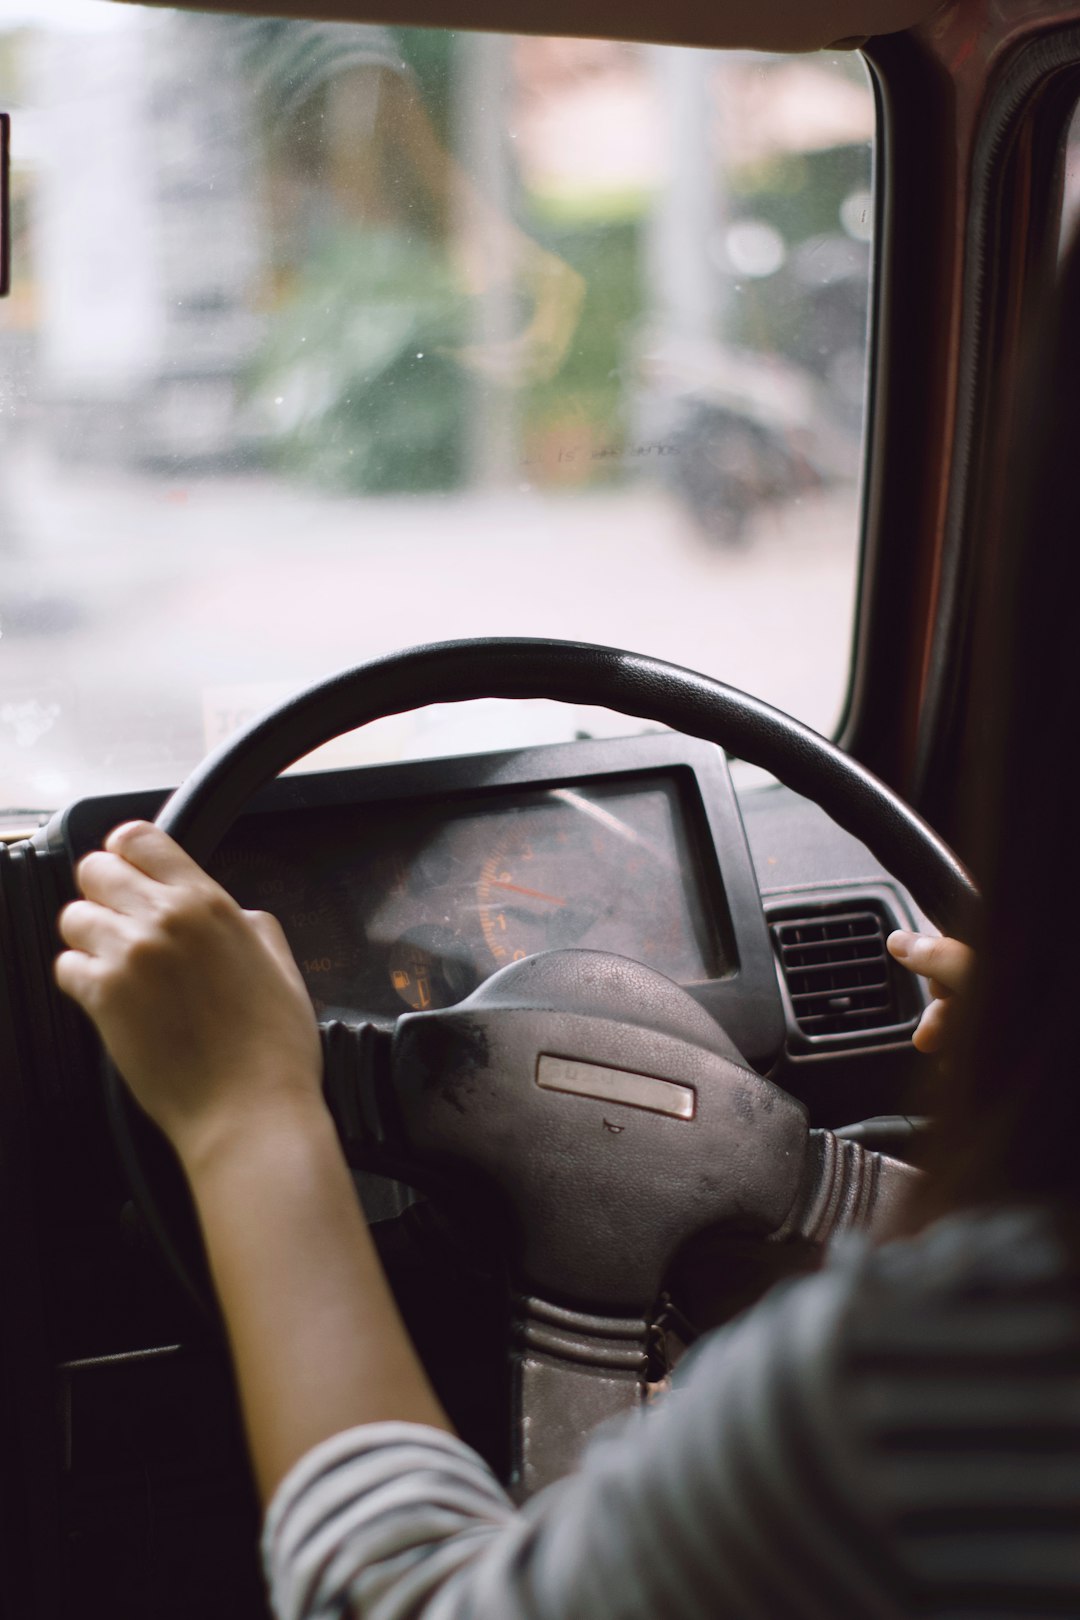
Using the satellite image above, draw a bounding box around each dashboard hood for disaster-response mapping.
[111,0,946,53]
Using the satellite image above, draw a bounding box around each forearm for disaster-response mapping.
[179,1097,452,1508]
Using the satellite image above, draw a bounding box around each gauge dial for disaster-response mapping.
[477,824,586,964]
[475,795,674,968]
[470,784,716,980]
[386,927,479,1012]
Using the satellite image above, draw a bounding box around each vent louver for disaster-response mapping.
[770,906,905,1039]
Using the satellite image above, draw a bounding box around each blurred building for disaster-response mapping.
[28,16,261,466]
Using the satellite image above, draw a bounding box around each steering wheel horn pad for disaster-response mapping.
[390,948,810,1312]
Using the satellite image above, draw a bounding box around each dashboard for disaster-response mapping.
[47,730,929,1102]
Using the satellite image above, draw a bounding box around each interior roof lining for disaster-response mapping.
[113,0,941,54]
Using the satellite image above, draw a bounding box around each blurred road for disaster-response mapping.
[1,440,859,812]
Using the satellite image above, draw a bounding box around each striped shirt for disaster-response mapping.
[261,1206,1080,1619]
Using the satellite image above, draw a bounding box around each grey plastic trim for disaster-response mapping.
[537,1054,696,1119]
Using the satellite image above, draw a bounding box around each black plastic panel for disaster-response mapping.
[43,734,786,1071]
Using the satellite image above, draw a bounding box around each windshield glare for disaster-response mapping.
[0,3,874,813]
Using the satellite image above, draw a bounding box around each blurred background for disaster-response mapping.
[0,2,876,812]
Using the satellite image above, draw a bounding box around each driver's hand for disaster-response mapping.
[55,821,323,1170]
[886,930,974,1054]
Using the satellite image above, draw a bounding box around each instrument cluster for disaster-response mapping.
[209,775,726,1021]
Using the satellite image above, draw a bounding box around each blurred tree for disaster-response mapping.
[249,224,467,493]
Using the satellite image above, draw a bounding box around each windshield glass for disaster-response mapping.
[0,2,874,812]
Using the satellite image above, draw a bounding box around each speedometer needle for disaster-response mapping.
[489,879,568,906]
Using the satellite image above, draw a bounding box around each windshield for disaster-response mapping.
[0,2,874,813]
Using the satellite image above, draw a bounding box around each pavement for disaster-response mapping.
[0,437,860,814]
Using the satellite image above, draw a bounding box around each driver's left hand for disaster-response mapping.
[55,821,323,1170]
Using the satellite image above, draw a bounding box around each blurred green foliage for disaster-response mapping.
[253,215,644,493]
[730,144,868,240]
[250,226,468,493]
[246,19,868,497]
[397,27,455,145]
[724,144,871,364]
[520,219,642,462]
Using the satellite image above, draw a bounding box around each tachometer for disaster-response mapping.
[473,785,711,980]
[476,806,614,965]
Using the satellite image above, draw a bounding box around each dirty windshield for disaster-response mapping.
[0,2,874,813]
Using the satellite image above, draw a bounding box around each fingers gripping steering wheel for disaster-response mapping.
[104,639,978,1498]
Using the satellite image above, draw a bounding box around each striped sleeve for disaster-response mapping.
[261,1266,912,1620]
[261,1209,1080,1620]
[261,1426,519,1620]
[838,1209,1080,1618]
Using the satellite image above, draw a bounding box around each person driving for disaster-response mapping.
[53,233,1080,1620]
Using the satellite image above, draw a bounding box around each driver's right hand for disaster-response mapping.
[886,931,974,1054]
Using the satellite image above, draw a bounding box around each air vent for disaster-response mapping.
[770,905,906,1040]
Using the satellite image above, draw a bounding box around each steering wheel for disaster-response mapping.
[103,638,978,1498]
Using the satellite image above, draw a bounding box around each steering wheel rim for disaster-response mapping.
[149,638,978,934]
[103,638,979,1418]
